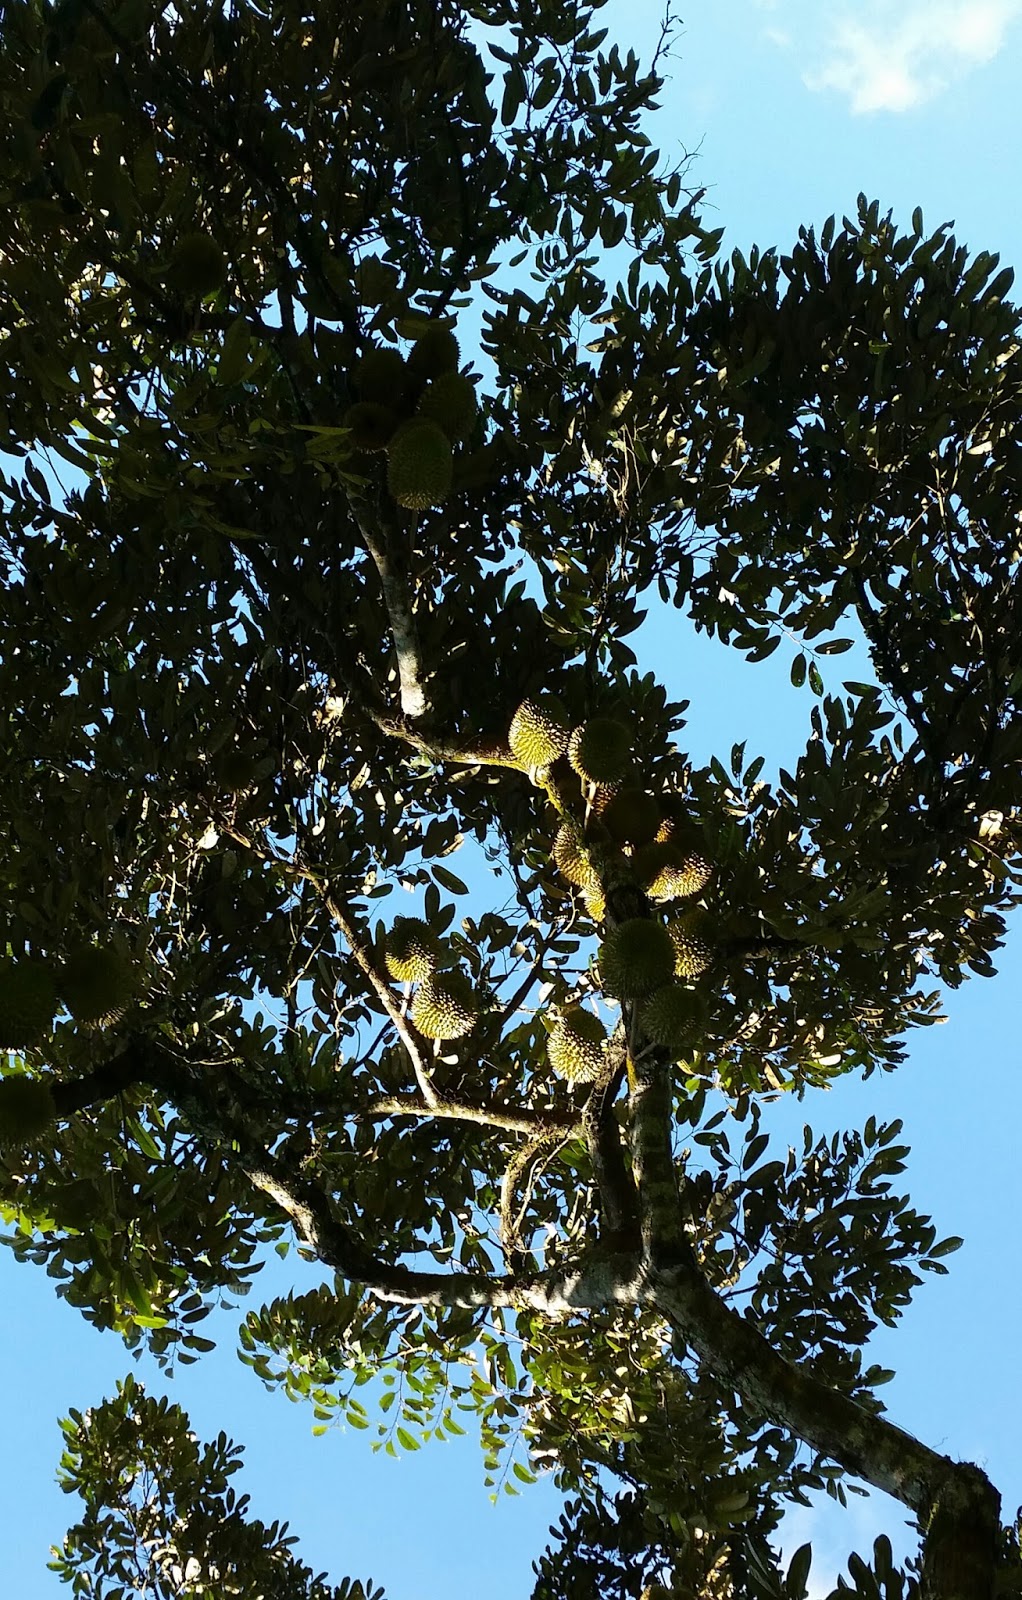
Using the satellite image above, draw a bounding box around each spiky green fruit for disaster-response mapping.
[343,401,398,452]
[632,842,712,903]
[353,346,408,405]
[168,231,226,296]
[411,970,479,1040]
[0,958,57,1050]
[583,888,606,923]
[639,983,708,1051]
[598,919,675,999]
[407,326,460,380]
[601,787,661,846]
[508,697,570,769]
[666,910,715,978]
[567,718,632,785]
[386,419,453,509]
[58,945,138,1029]
[384,918,443,983]
[588,782,621,818]
[552,825,599,892]
[547,1007,607,1082]
[0,1076,56,1148]
[416,372,478,443]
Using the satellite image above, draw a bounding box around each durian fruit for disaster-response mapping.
[639,983,707,1051]
[0,957,57,1050]
[655,808,714,895]
[583,888,607,923]
[598,919,675,999]
[0,1076,56,1148]
[343,401,398,452]
[588,782,621,819]
[508,696,570,769]
[168,231,227,296]
[410,970,479,1040]
[601,787,661,847]
[407,325,460,381]
[666,910,715,978]
[58,944,138,1029]
[567,718,632,786]
[632,842,712,903]
[386,418,453,510]
[415,371,478,443]
[384,918,443,984]
[547,1006,607,1083]
[552,824,600,892]
[353,346,408,406]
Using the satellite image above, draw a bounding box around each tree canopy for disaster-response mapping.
[1,0,1022,1595]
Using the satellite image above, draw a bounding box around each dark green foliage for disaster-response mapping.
[53,1376,382,1600]
[0,0,1018,1593]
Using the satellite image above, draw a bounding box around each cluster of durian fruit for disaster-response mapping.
[383,916,483,1042]
[508,698,716,1085]
[0,944,141,1150]
[344,326,479,511]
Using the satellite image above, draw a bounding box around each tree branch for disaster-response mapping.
[346,489,431,723]
[361,1093,577,1137]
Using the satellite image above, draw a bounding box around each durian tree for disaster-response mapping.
[1,0,1021,1596]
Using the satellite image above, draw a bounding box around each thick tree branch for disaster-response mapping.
[346,490,430,722]
[362,1093,576,1136]
[581,1036,640,1250]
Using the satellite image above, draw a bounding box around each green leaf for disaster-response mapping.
[432,865,469,895]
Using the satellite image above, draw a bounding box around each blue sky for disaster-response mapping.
[3,2,1022,1595]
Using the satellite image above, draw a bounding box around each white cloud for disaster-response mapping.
[802,0,1022,113]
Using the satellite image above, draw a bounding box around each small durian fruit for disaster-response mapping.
[632,842,711,903]
[588,782,621,819]
[343,400,398,452]
[666,910,715,978]
[552,824,600,892]
[601,787,661,846]
[58,944,138,1029]
[415,371,478,443]
[384,918,443,984]
[639,983,708,1052]
[411,970,479,1041]
[386,418,454,510]
[547,1006,607,1083]
[567,718,632,786]
[0,958,57,1050]
[598,919,675,999]
[353,346,408,406]
[0,1076,56,1148]
[407,325,460,381]
[168,231,227,296]
[583,888,606,923]
[508,696,570,769]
